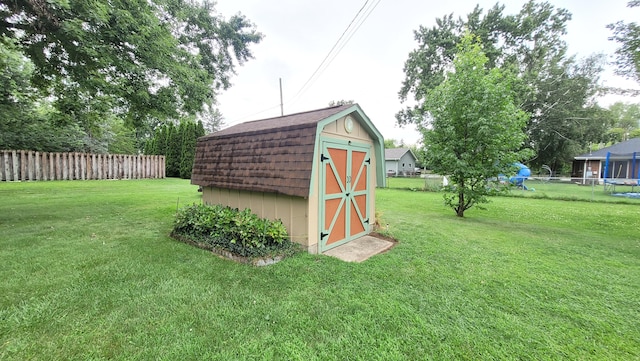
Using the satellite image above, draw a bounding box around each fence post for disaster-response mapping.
[20,150,26,181]
[49,152,55,180]
[80,153,85,180]
[2,151,9,181]
[11,151,17,181]
[124,155,129,179]
[62,152,68,180]
[131,155,135,179]
[103,154,108,179]
[162,156,166,178]
[35,151,41,180]
[41,152,48,181]
[100,154,104,180]
[153,155,157,178]
[27,151,35,181]
[73,153,79,180]
[109,154,114,179]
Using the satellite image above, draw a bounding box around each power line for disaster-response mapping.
[222,104,282,128]
[323,0,382,78]
[288,0,371,103]
[221,0,382,128]
[287,0,383,106]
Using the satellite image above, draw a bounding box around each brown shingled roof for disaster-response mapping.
[191,104,353,198]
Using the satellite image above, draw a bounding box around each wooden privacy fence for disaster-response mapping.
[1,150,165,181]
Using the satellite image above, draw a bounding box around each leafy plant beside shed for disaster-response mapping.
[171,204,299,264]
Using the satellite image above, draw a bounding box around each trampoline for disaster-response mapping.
[611,192,640,199]
[602,151,640,195]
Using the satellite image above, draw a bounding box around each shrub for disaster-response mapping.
[172,204,298,258]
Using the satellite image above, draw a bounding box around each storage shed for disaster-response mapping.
[191,104,385,253]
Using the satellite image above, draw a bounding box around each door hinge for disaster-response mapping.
[321,154,329,162]
[320,232,328,240]
[365,158,371,164]
[364,218,369,224]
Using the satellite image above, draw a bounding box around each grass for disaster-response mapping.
[1,179,639,360]
[386,176,640,204]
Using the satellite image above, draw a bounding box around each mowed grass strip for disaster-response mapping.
[1,179,639,360]
[386,176,640,204]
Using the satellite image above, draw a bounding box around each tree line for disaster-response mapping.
[395,0,639,216]
[398,1,640,174]
[143,121,205,179]
[2,0,639,182]
[1,0,261,176]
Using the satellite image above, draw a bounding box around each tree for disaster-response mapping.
[0,36,34,120]
[608,1,640,83]
[524,54,610,171]
[397,1,606,171]
[144,120,204,178]
[197,101,225,134]
[606,102,640,142]
[167,124,182,177]
[179,121,205,178]
[421,34,529,217]
[0,36,86,151]
[384,139,398,148]
[107,119,138,155]
[1,0,263,137]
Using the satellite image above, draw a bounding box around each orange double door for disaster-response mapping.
[320,140,371,251]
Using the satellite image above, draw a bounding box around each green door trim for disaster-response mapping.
[319,139,371,252]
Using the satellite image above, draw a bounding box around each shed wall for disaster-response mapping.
[198,110,381,254]
[201,187,310,248]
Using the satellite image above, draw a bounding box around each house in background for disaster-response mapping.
[385,147,418,176]
[191,104,386,253]
[572,137,640,184]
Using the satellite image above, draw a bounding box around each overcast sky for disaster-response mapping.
[214,0,639,145]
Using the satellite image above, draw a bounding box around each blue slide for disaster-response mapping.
[509,162,531,190]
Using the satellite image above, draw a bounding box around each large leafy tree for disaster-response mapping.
[608,1,640,83]
[0,0,262,136]
[0,35,85,151]
[398,1,608,172]
[606,102,640,142]
[525,54,609,171]
[422,34,529,217]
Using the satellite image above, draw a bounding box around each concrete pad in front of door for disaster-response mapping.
[323,235,395,262]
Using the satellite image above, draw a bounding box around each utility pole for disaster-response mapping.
[279,78,284,116]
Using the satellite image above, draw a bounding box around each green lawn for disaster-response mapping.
[1,179,639,360]
[387,176,640,204]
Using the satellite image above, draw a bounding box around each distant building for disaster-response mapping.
[385,148,418,176]
[572,138,640,184]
